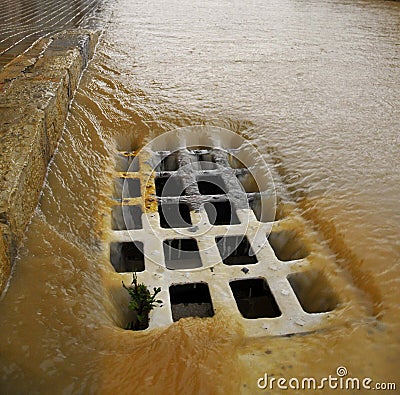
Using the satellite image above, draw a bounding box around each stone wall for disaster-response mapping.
[0,30,99,294]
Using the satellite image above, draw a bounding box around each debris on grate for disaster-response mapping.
[230,278,281,319]
[216,236,258,266]
[169,283,214,321]
[110,242,145,272]
[288,271,339,313]
[163,239,202,270]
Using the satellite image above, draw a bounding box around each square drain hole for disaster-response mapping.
[155,176,184,197]
[236,173,259,193]
[110,242,145,272]
[158,203,192,228]
[163,239,202,270]
[230,278,281,319]
[115,154,139,172]
[157,153,179,171]
[114,178,141,198]
[169,283,214,321]
[111,205,142,230]
[288,271,339,313]
[268,230,309,261]
[204,201,240,225]
[197,175,226,195]
[216,236,257,266]
[249,195,276,223]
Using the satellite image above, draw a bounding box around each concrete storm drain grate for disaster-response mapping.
[108,126,367,336]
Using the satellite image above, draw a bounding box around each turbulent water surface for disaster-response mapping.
[0,0,399,393]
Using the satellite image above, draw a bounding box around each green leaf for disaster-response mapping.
[123,273,162,330]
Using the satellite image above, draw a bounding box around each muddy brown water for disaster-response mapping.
[0,0,399,393]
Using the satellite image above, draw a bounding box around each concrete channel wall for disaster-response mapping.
[0,30,99,294]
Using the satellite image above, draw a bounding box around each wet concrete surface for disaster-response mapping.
[0,0,106,69]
